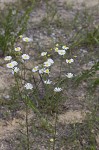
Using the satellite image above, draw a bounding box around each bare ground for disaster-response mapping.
[0,0,99,149]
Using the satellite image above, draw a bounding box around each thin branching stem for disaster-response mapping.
[52,112,57,150]
[24,61,30,150]
[25,101,30,150]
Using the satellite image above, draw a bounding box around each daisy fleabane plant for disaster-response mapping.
[47,58,54,64]
[19,35,23,38]
[56,43,59,47]
[12,67,19,74]
[4,56,12,61]
[44,79,52,84]
[54,87,62,92]
[41,52,47,56]
[54,44,69,53]
[11,61,18,66]
[57,50,66,56]
[44,69,50,74]
[32,66,39,72]
[22,37,33,42]
[66,59,74,63]
[55,47,59,52]
[39,68,45,74]
[24,83,33,90]
[6,62,15,69]
[22,54,30,60]
[15,47,21,52]
[62,45,69,50]
[44,61,52,67]
[66,73,73,78]
[44,58,54,67]
[6,61,18,69]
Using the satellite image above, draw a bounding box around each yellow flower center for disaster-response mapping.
[55,48,58,52]
[25,38,29,42]
[9,64,13,66]
[34,68,37,70]
[68,60,71,63]
[45,69,49,74]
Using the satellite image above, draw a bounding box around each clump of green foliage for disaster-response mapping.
[0,0,36,56]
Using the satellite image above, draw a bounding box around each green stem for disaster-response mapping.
[24,61,30,150]
[25,102,30,150]
[59,57,63,78]
[14,75,23,101]
[52,95,59,150]
[53,113,57,150]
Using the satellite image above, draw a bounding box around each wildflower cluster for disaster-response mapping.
[4,36,76,149]
[54,44,74,78]
[24,83,33,90]
[4,37,75,97]
[15,47,21,52]
[55,44,69,55]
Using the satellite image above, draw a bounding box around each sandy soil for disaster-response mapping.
[0,0,99,149]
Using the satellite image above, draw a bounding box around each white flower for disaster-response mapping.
[41,52,47,56]
[43,58,54,67]
[6,61,18,69]
[56,44,59,47]
[54,87,62,92]
[22,54,30,60]
[6,62,15,68]
[44,61,51,67]
[19,35,23,38]
[32,66,39,72]
[62,45,69,50]
[15,47,21,52]
[50,138,54,142]
[57,50,66,56]
[4,56,12,61]
[39,68,45,74]
[74,55,77,58]
[22,37,33,42]
[44,79,52,84]
[12,67,19,74]
[66,73,73,78]
[24,83,33,90]
[47,58,54,64]
[11,61,18,66]
[66,59,74,63]
[55,47,59,52]
[44,69,50,74]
